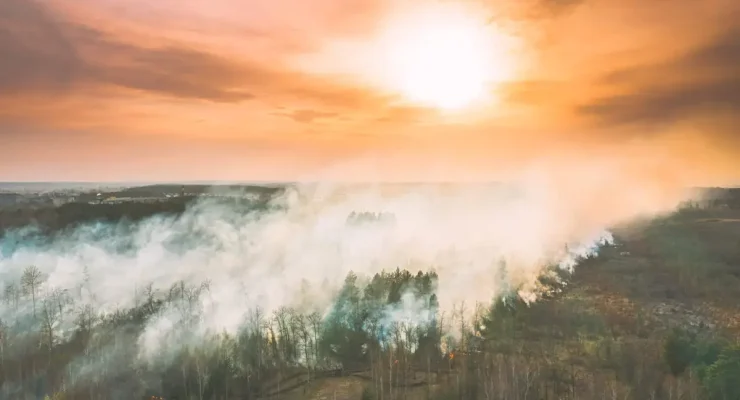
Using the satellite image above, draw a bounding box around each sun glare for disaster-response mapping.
[380,4,516,111]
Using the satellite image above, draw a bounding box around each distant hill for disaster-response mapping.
[0,181,287,193]
[115,184,285,197]
[0,184,284,234]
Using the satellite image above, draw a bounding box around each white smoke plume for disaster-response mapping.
[0,158,692,368]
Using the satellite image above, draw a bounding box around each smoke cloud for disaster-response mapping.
[0,155,691,370]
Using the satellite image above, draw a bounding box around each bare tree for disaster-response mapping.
[21,265,43,318]
[41,295,60,364]
[308,312,322,367]
[49,287,70,322]
[3,283,20,325]
[294,313,313,387]
[75,304,97,334]
[3,283,17,306]
[194,346,212,400]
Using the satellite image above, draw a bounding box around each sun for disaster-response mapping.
[380,4,516,111]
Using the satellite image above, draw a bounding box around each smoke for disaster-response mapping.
[0,157,692,370]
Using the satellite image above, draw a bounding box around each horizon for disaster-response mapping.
[2,181,739,195]
[3,180,740,187]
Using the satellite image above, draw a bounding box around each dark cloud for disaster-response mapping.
[578,26,740,128]
[0,0,407,134]
[0,0,253,102]
[91,46,253,102]
[0,0,83,93]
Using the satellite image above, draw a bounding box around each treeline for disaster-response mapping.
[1,268,440,399]
[695,188,740,209]
[2,262,740,399]
[0,197,278,236]
[0,201,190,234]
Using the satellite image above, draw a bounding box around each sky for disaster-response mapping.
[0,0,738,183]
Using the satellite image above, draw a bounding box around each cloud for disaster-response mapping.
[486,0,586,24]
[93,45,255,102]
[0,0,83,93]
[530,0,585,17]
[498,80,573,111]
[0,0,406,130]
[2,0,739,182]
[274,109,339,124]
[578,26,740,129]
[0,0,254,102]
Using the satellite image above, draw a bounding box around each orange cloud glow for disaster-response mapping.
[1,0,738,182]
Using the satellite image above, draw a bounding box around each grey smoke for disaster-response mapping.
[0,162,690,368]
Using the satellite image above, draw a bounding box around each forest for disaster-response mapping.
[2,260,739,399]
[1,199,740,399]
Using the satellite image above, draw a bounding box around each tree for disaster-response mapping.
[21,265,43,318]
[3,283,20,324]
[663,328,695,376]
[702,345,740,400]
[40,296,60,363]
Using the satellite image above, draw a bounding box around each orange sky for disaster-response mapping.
[0,0,738,183]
